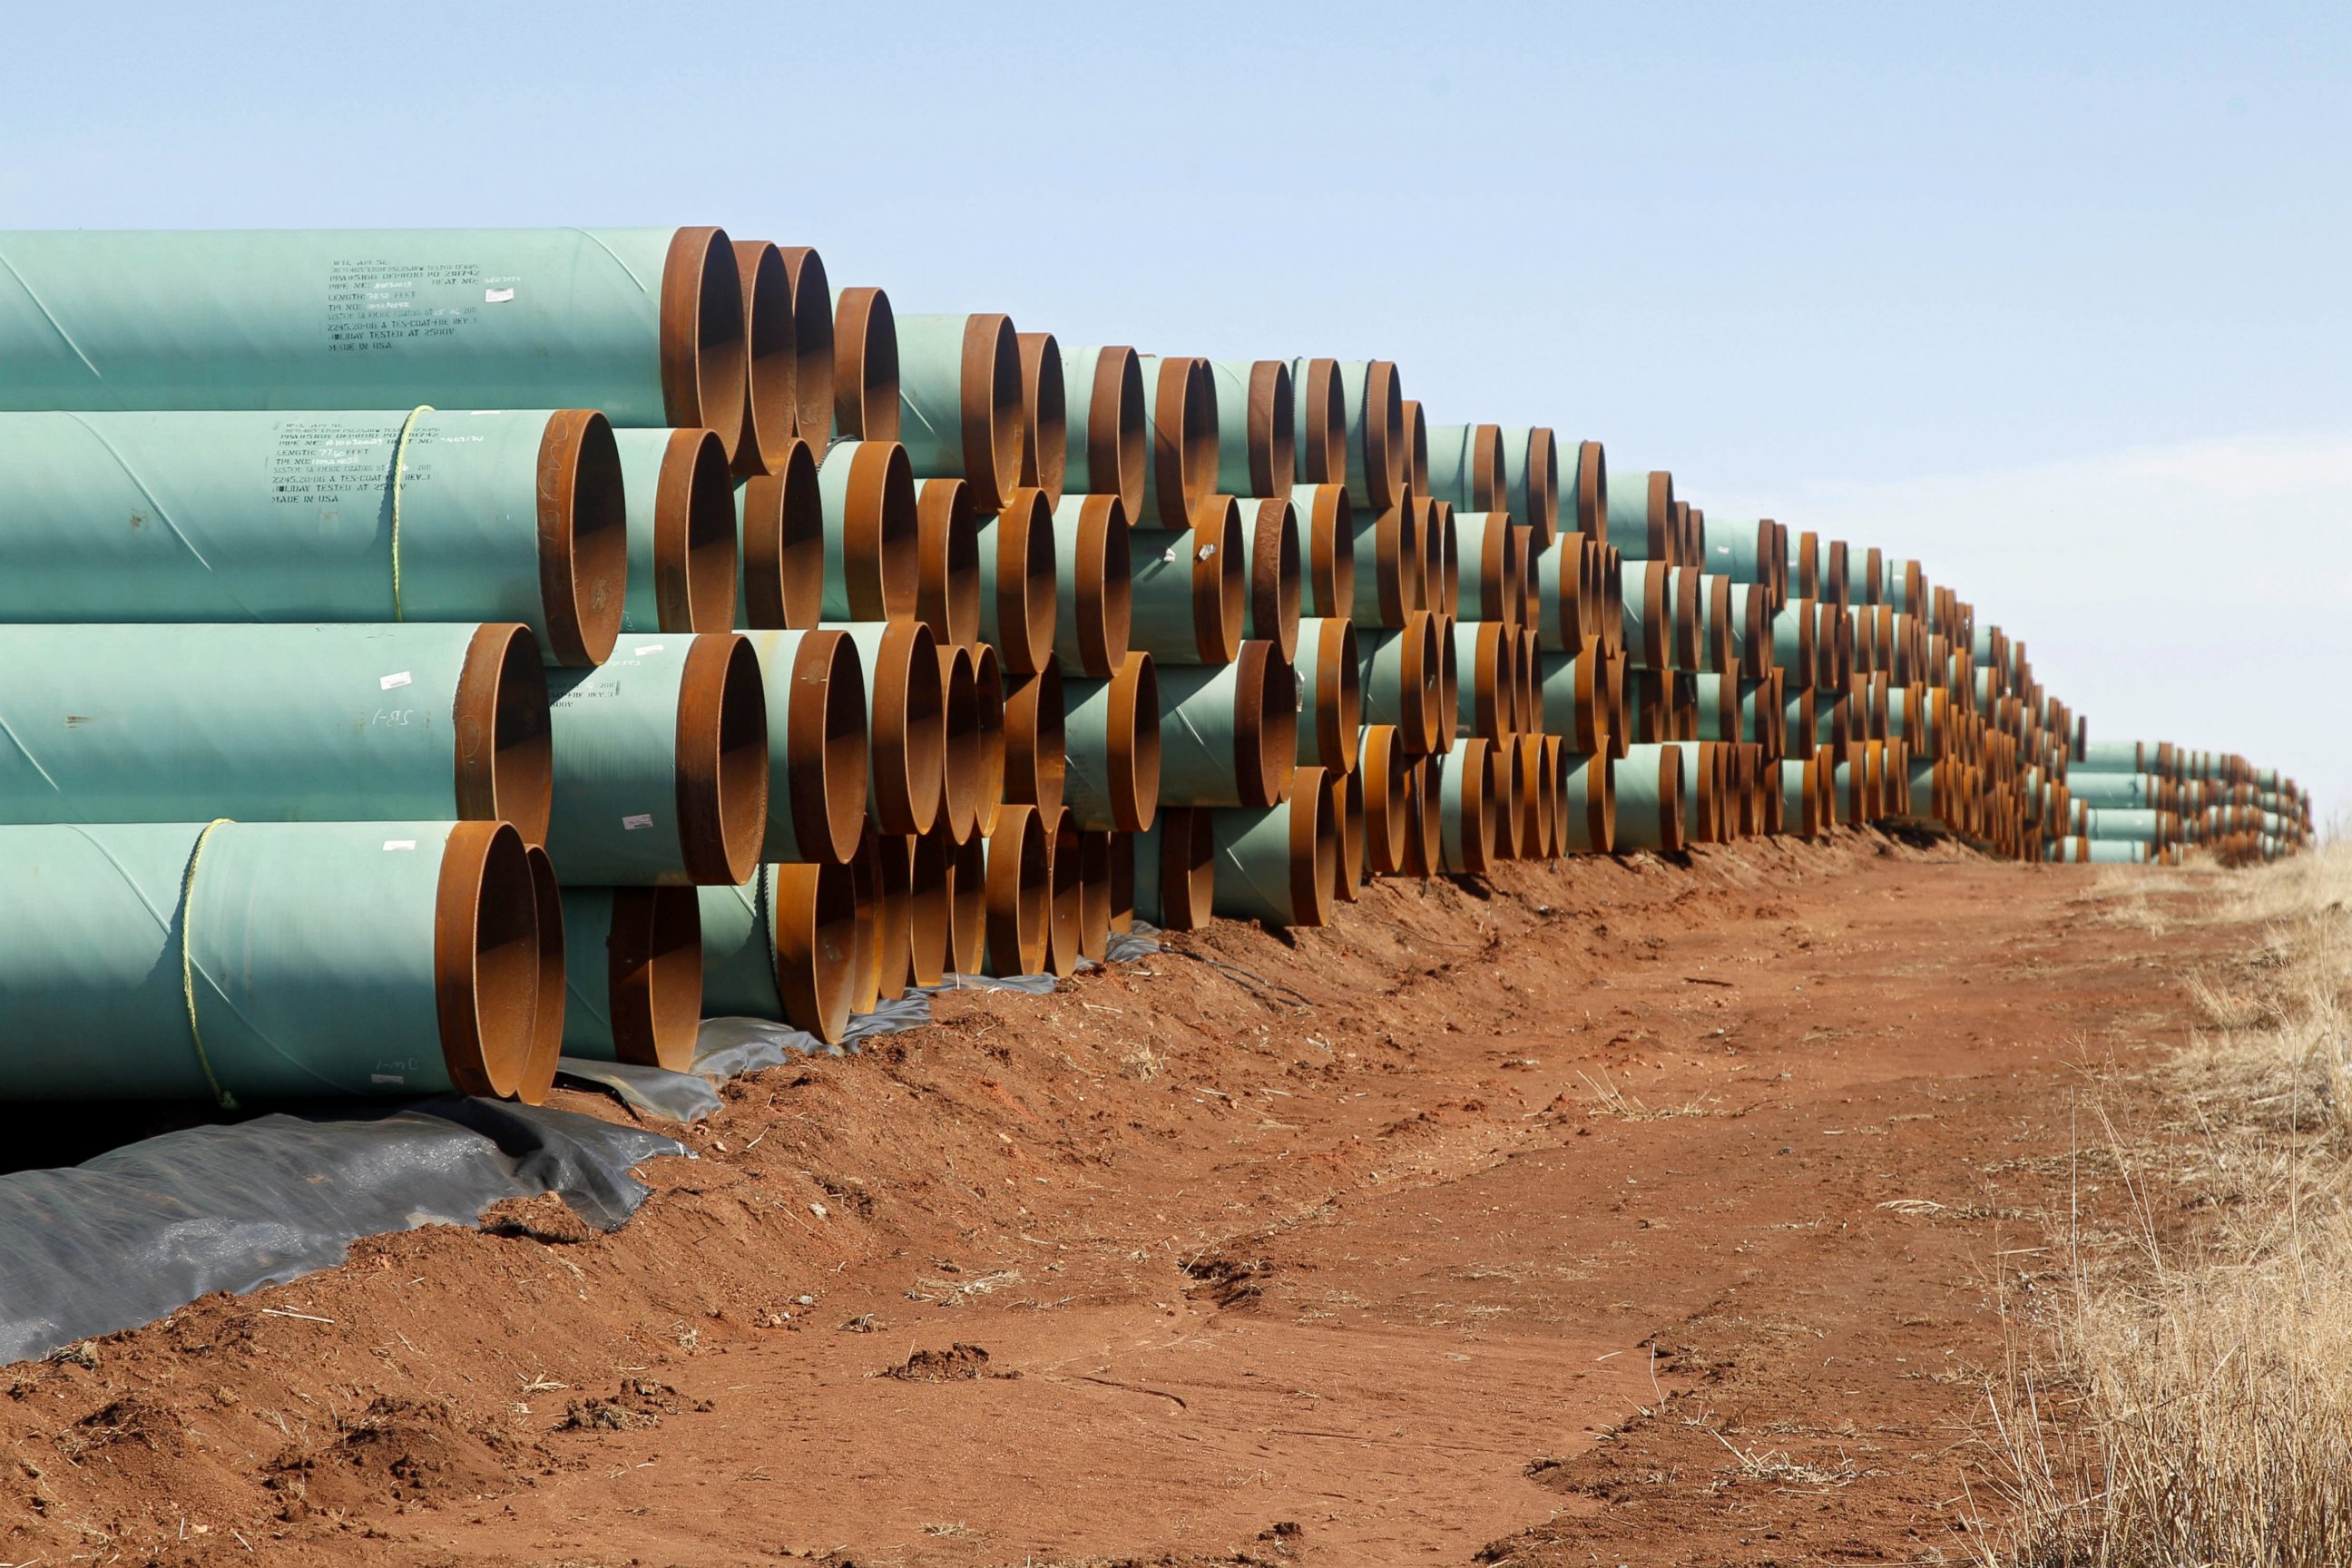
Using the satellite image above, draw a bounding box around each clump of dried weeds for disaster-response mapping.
[1977,840,2352,1567]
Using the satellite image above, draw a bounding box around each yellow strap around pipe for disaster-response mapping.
[387,405,435,621]
[178,818,240,1111]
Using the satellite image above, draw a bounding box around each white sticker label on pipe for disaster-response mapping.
[382,839,417,851]
[379,671,412,691]
[632,644,663,657]
[622,813,654,831]
[370,1073,407,1085]
[484,287,515,303]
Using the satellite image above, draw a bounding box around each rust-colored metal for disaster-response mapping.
[1359,724,1411,876]
[915,475,982,652]
[533,408,627,667]
[772,859,858,1044]
[834,438,919,622]
[1064,492,1134,677]
[947,831,986,975]
[606,885,703,1073]
[1075,828,1113,961]
[671,632,770,885]
[1302,617,1360,775]
[773,246,836,443]
[657,228,750,465]
[1002,660,1067,822]
[1330,765,1366,902]
[830,285,900,442]
[515,845,564,1106]
[1042,808,1084,978]
[1574,439,1608,543]
[1293,357,1346,486]
[431,819,538,1102]
[1294,484,1356,622]
[451,621,553,849]
[869,826,914,1004]
[1149,355,1220,527]
[788,628,870,866]
[1231,639,1299,810]
[728,240,794,477]
[1357,360,1406,514]
[862,619,947,837]
[988,485,1058,674]
[737,436,822,629]
[1670,564,1703,671]
[1239,495,1302,662]
[1520,428,1560,550]
[1400,400,1430,499]
[935,643,984,845]
[969,642,1008,839]
[1150,806,1217,931]
[651,427,740,632]
[1015,330,1069,506]
[952,313,1026,513]
[906,831,953,987]
[1079,346,1148,519]
[983,802,1052,975]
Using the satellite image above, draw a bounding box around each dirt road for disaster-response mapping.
[0,833,2200,1567]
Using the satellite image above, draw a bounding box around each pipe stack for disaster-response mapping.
[0,222,2303,1111]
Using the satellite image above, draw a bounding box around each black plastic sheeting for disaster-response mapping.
[0,927,1167,1367]
[0,1099,681,1367]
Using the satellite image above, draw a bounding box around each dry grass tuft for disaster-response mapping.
[1977,838,2352,1567]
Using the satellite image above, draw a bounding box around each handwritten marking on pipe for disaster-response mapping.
[379,671,412,691]
[622,813,654,830]
[381,839,416,851]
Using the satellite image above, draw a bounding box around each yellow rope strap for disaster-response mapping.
[178,818,240,1111]
[387,405,435,621]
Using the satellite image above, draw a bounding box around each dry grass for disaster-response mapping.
[1977,839,2352,1567]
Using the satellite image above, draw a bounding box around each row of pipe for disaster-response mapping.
[0,224,2308,1107]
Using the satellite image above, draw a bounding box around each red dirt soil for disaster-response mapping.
[0,832,2207,1567]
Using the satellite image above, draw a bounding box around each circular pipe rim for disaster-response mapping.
[658,227,750,465]
[452,622,554,850]
[653,427,740,633]
[916,475,983,652]
[1109,652,1161,833]
[674,632,772,885]
[740,436,823,630]
[534,410,626,667]
[1017,330,1070,505]
[771,860,858,1045]
[606,884,703,1073]
[1004,661,1067,819]
[513,843,564,1105]
[831,285,900,443]
[432,820,539,1101]
[774,246,835,443]
[964,314,1025,513]
[789,628,872,865]
[729,240,794,478]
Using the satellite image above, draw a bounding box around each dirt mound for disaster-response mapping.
[261,1396,527,1517]
[883,1342,1001,1381]
[554,1377,707,1431]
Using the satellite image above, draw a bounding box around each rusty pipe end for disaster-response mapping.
[831,285,900,443]
[534,409,627,667]
[512,843,564,1106]
[1044,808,1083,978]
[1003,661,1066,819]
[984,803,1052,975]
[1109,652,1161,833]
[935,644,984,844]
[770,860,858,1044]
[916,475,983,652]
[652,427,740,633]
[729,240,794,478]
[965,313,1026,513]
[675,632,771,885]
[906,832,953,987]
[432,820,540,1102]
[774,245,835,443]
[1016,330,1069,506]
[658,227,750,466]
[606,885,704,1073]
[739,436,823,630]
[453,622,554,850]
[994,486,1059,674]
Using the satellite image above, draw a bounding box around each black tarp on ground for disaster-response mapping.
[0,1098,680,1366]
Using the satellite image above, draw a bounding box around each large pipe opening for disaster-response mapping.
[433,821,540,1102]
[658,228,749,464]
[675,633,771,886]
[730,240,794,478]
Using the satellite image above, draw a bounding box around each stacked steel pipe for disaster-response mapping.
[0,224,2304,1109]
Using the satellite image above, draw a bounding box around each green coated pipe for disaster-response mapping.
[1129,498,1245,664]
[559,886,702,1071]
[1498,428,1560,548]
[0,622,552,844]
[1133,805,1216,930]
[547,632,768,885]
[1210,764,1334,926]
[612,426,738,635]
[1291,484,1357,622]
[1700,516,1774,584]
[1235,496,1304,661]
[975,487,1057,674]
[1614,743,1686,852]
[2080,739,2150,771]
[1681,741,1720,845]
[1426,424,1504,514]
[1781,757,1823,838]
[0,408,624,666]
[1536,651,1612,754]
[1359,612,1444,755]
[2083,807,2166,842]
[0,227,753,453]
[1287,358,1346,487]
[1348,494,1423,629]
[1335,361,1405,514]
[698,861,859,1044]
[1155,642,1296,808]
[1453,512,1520,623]
[0,818,538,1102]
[821,620,946,837]
[1061,346,1147,518]
[1436,738,1496,876]
[736,628,870,865]
[1561,749,1613,853]
[1293,618,1362,774]
[816,438,919,622]
[1737,678,1781,755]
[734,436,822,631]
[1049,494,1134,677]
[895,313,1024,512]
[1136,355,1220,528]
[979,803,1051,975]
[1061,652,1161,833]
[1210,360,1296,499]
[1605,471,1672,561]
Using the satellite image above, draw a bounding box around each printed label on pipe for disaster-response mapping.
[622,813,654,831]
[484,287,515,303]
[371,1073,406,1085]
[380,671,413,691]
[632,644,663,657]
[382,839,417,851]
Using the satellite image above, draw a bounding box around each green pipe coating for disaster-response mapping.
[0,819,524,1101]
[612,426,732,634]
[817,439,907,622]
[557,886,698,1067]
[0,409,614,664]
[2080,740,2147,771]
[893,314,984,485]
[0,622,544,834]
[547,634,760,884]
[738,628,867,864]
[1605,471,1665,560]
[0,228,719,426]
[1614,743,1682,851]
[1209,360,1290,498]
[1127,525,1218,664]
[1156,660,1252,808]
[2083,808,2164,841]
[1210,764,1328,926]
[1680,743,1711,843]
[1436,738,1491,875]
[1738,679,1777,750]
[1051,494,1134,675]
[1700,517,1770,582]
[698,870,784,1021]
[1781,760,1814,833]
[1561,750,1610,853]
[1062,654,1161,834]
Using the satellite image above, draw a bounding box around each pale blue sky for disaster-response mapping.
[7,1,2347,813]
